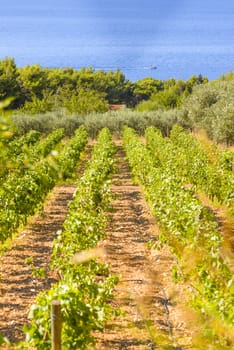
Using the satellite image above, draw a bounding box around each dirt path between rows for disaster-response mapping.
[0,185,76,343]
[0,144,92,345]
[95,143,193,350]
[0,140,195,349]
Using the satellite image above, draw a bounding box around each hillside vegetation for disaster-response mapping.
[0,57,234,144]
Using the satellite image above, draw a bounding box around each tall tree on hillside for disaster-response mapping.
[133,77,163,103]
[18,64,48,100]
[0,57,22,108]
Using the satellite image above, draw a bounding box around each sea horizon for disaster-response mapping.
[1,0,234,82]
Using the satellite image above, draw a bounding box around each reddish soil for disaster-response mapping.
[0,141,195,349]
[95,144,193,350]
[0,143,93,346]
[0,185,76,343]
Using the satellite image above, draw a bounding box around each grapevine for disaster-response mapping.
[22,128,118,349]
[123,126,234,347]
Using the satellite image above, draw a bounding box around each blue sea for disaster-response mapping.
[0,0,234,81]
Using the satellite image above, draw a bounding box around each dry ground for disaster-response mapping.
[0,141,199,349]
[0,185,76,343]
[0,143,93,345]
[95,144,194,350]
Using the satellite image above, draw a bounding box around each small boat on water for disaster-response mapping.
[144,65,157,70]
